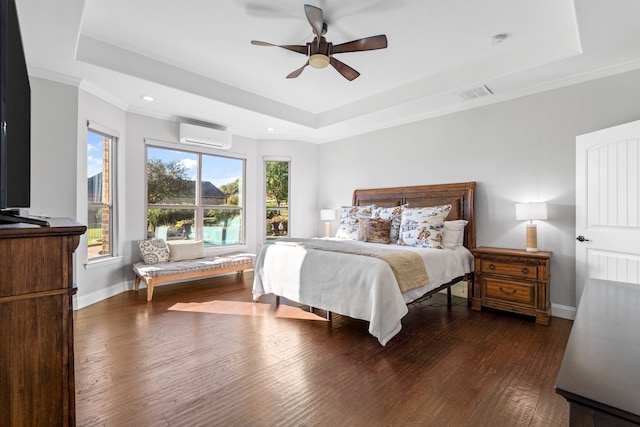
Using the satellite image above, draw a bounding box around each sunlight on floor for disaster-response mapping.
[168,300,329,321]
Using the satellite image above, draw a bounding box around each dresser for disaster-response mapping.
[555,280,640,425]
[471,247,552,325]
[0,218,86,426]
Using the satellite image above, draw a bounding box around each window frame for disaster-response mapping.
[86,121,118,263]
[145,142,246,248]
[263,156,291,243]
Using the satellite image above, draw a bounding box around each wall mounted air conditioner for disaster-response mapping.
[179,122,232,149]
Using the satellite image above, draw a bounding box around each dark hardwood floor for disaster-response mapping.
[74,272,572,426]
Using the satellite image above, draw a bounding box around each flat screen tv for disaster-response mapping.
[0,0,45,225]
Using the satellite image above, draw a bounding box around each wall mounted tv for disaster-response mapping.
[0,0,46,226]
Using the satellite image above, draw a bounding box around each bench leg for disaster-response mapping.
[146,283,154,301]
[134,275,140,292]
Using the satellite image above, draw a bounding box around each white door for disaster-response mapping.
[576,120,640,306]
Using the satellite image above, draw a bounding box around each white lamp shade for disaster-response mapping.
[320,209,337,221]
[515,202,548,221]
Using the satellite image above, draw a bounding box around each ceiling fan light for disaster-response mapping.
[309,54,329,69]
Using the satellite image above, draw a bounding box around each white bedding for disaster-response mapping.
[252,238,474,345]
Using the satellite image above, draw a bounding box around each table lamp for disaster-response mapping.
[515,202,548,252]
[320,209,336,238]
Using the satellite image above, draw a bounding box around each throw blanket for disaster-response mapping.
[277,239,430,293]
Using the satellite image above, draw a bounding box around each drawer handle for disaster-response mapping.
[499,287,517,295]
[489,264,496,270]
[521,267,529,275]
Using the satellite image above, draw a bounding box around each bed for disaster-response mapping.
[253,182,476,345]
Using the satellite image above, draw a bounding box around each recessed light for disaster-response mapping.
[266,127,275,131]
[141,95,154,101]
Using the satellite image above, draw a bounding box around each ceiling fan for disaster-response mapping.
[251,4,388,81]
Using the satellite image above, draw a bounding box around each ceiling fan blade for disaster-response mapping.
[304,4,324,42]
[286,61,309,79]
[329,57,360,81]
[250,40,308,55]
[331,35,388,54]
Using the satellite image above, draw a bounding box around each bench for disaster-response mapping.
[133,239,254,301]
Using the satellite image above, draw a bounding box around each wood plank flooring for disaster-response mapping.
[74,272,572,426]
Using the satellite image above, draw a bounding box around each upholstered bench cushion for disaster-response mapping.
[133,252,255,279]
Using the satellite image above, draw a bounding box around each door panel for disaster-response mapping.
[576,120,640,305]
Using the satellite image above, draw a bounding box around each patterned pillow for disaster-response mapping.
[335,205,376,240]
[372,205,405,244]
[397,205,452,248]
[357,218,392,244]
[138,239,170,264]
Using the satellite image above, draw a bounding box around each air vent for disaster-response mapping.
[455,84,493,101]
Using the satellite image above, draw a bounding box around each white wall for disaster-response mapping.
[317,68,640,316]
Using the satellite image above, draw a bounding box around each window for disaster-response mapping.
[146,145,244,247]
[264,159,289,241]
[87,127,115,260]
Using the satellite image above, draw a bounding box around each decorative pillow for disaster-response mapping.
[357,218,392,244]
[138,239,170,265]
[397,205,452,248]
[335,205,376,240]
[372,205,405,244]
[167,240,206,262]
[443,220,468,249]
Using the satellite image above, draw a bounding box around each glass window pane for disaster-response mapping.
[146,208,195,242]
[203,208,242,246]
[266,207,288,240]
[147,147,197,205]
[201,155,243,207]
[88,130,113,260]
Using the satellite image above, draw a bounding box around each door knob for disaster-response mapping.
[576,235,590,242]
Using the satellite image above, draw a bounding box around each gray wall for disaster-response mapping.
[30,77,78,218]
[28,68,640,315]
[317,68,640,316]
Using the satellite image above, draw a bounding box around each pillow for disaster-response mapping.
[397,205,452,248]
[372,205,405,244]
[443,220,468,249]
[167,240,206,262]
[335,205,376,240]
[357,218,392,244]
[138,239,170,265]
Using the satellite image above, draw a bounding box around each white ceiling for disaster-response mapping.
[15,0,640,143]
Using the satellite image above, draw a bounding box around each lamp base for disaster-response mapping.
[525,223,538,252]
[324,222,331,238]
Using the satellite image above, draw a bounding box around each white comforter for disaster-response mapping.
[252,239,474,345]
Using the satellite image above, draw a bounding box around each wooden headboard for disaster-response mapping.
[352,182,476,250]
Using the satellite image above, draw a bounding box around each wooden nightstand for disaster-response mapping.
[471,247,552,325]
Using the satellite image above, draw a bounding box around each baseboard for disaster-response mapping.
[551,303,576,320]
[73,280,131,310]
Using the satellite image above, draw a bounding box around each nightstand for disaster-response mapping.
[471,247,552,325]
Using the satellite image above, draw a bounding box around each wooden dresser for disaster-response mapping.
[0,218,86,426]
[471,247,552,325]
[556,280,640,426]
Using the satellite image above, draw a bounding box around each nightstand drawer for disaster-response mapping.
[483,278,535,306]
[480,259,537,279]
